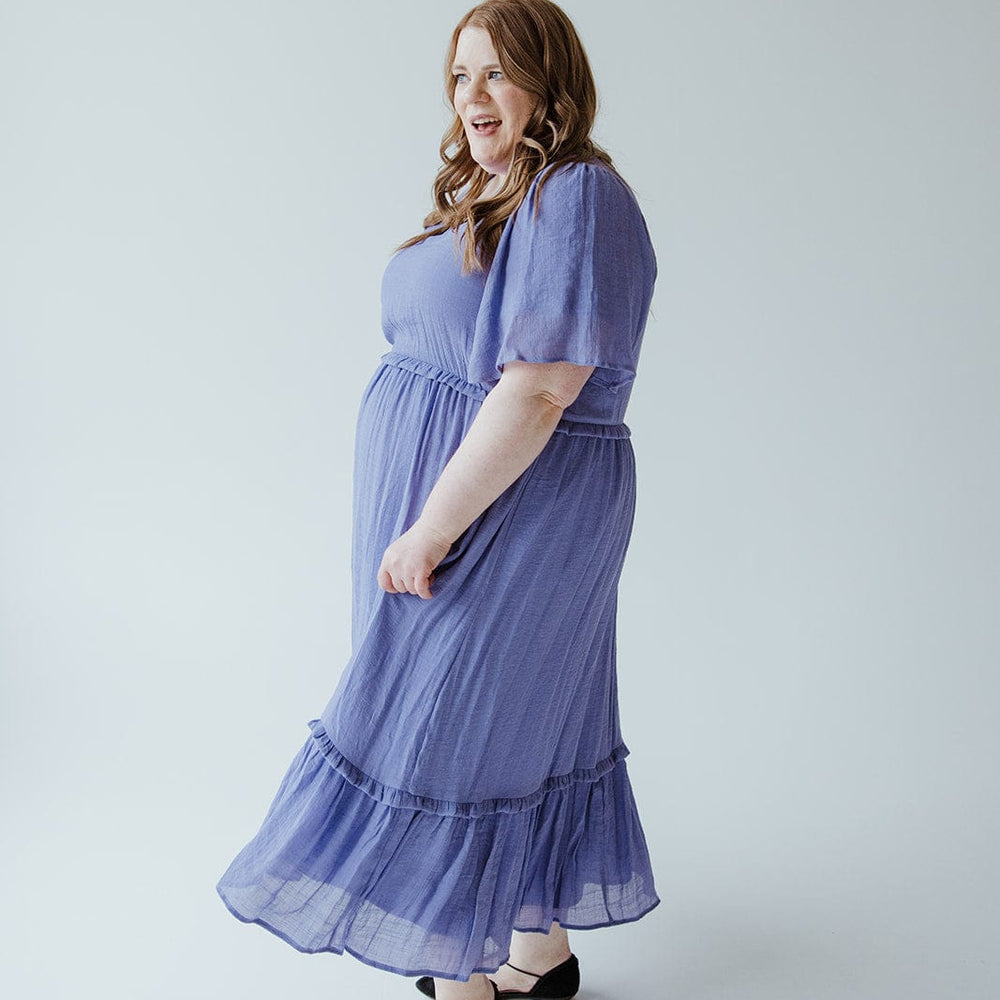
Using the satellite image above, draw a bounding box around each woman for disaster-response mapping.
[216,2,660,998]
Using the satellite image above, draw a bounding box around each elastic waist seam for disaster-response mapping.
[378,351,631,439]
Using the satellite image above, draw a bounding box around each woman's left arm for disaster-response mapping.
[377,359,595,599]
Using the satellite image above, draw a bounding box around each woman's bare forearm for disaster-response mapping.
[413,379,565,545]
[377,361,594,598]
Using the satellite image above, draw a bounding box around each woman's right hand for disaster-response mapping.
[376,521,454,599]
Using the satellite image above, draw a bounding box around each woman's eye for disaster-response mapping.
[453,70,502,84]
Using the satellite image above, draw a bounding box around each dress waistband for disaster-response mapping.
[379,351,631,440]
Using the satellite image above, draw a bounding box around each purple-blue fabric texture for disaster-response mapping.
[216,160,661,981]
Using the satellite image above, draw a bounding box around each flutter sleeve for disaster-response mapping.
[468,159,657,392]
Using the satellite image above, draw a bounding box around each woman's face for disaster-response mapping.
[452,25,538,179]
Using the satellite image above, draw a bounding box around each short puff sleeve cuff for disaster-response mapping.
[469,160,656,392]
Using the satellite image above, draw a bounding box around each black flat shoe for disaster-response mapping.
[415,954,579,999]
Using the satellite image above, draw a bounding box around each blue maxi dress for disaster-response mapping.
[216,159,661,981]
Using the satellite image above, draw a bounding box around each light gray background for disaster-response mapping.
[1,1,997,998]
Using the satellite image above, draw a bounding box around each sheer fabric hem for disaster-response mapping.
[216,727,660,979]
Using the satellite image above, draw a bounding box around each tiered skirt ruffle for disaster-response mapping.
[216,720,660,980]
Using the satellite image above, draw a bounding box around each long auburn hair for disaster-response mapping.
[395,0,615,275]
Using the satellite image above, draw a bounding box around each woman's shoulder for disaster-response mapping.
[536,157,629,188]
[518,158,656,279]
[526,158,644,220]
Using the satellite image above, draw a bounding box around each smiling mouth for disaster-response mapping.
[471,117,501,132]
